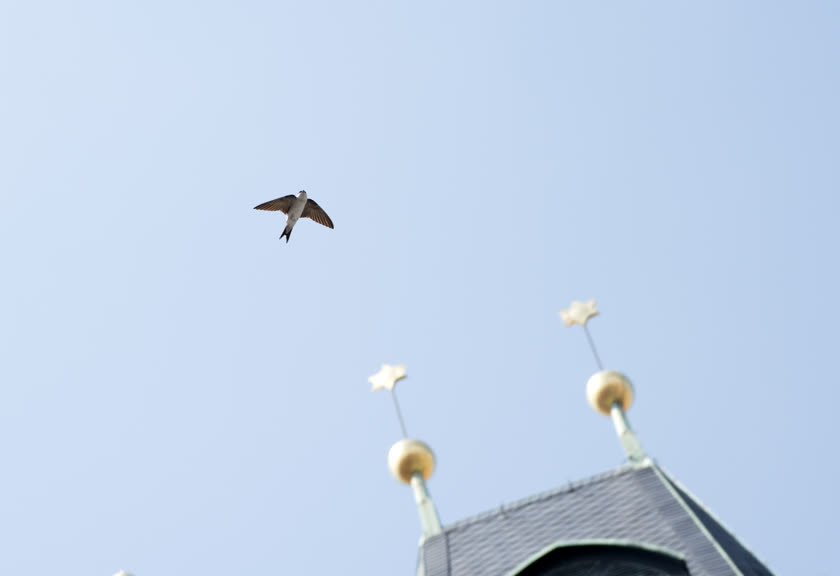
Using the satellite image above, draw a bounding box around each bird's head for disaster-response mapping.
[297,190,307,197]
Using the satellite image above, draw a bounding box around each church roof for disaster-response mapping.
[418,461,773,576]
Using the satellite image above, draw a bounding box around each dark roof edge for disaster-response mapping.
[650,464,748,576]
[440,463,642,534]
[654,464,775,575]
[502,538,686,576]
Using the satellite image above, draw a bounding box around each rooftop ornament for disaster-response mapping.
[370,363,442,541]
[561,300,646,464]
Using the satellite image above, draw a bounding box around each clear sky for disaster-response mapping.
[1,2,837,575]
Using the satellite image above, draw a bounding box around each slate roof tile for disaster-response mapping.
[419,462,773,576]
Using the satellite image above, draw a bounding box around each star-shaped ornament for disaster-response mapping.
[560,299,599,327]
[369,363,407,392]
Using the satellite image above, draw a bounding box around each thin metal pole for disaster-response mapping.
[582,323,604,371]
[391,389,408,438]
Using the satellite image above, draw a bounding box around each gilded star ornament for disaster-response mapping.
[560,299,599,327]
[369,363,407,392]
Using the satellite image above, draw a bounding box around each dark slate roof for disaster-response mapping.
[418,461,773,576]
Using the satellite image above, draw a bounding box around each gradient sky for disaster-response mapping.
[1,2,838,575]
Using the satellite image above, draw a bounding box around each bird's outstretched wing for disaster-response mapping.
[302,199,334,229]
[254,195,296,213]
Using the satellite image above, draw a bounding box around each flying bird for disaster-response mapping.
[253,190,334,243]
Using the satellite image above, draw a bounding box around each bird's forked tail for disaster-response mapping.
[280,225,292,243]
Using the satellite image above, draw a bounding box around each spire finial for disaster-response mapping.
[370,363,442,541]
[561,300,646,463]
[560,299,599,327]
[370,363,409,438]
[560,299,603,370]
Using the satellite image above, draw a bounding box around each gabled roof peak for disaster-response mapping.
[420,463,774,576]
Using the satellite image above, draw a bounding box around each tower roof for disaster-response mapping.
[418,461,773,576]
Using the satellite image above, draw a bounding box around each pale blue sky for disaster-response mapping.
[1,2,838,575]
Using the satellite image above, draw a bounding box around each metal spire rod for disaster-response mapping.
[391,387,409,438]
[582,323,604,371]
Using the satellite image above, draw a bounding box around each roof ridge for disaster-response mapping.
[655,464,775,575]
[649,464,744,576]
[442,462,642,533]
